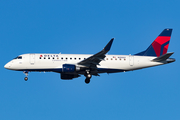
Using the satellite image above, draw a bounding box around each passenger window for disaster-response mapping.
[48,57,50,59]
[70,58,72,60]
[53,57,54,59]
[61,57,63,60]
[74,58,76,60]
[44,57,46,59]
[57,58,59,59]
[66,58,68,60]
[79,58,81,60]
[39,57,41,59]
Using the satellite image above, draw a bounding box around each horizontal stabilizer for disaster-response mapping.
[152,52,174,62]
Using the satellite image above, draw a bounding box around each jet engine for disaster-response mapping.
[62,64,80,72]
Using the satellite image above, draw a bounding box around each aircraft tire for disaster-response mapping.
[24,77,28,81]
[85,78,90,84]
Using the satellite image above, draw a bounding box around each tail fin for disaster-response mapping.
[135,29,173,57]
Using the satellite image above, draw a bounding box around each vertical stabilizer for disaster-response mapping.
[135,29,172,57]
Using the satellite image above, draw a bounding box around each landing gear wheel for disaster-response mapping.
[84,70,92,84]
[23,71,29,81]
[24,77,28,81]
[85,78,90,84]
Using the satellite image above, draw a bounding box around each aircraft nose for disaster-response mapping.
[4,62,10,69]
[4,64,7,69]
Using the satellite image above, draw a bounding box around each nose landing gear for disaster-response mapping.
[23,71,29,81]
[24,77,28,81]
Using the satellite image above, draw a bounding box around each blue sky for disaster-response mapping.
[1,0,180,120]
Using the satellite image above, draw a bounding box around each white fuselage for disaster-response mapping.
[4,53,165,73]
[4,29,175,83]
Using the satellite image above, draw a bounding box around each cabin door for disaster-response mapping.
[30,54,35,65]
[129,55,134,66]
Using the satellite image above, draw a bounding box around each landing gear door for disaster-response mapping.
[30,54,35,65]
[129,55,134,66]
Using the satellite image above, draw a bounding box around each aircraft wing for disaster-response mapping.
[77,38,114,67]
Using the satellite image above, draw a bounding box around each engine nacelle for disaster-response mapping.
[62,64,80,73]
[61,73,80,80]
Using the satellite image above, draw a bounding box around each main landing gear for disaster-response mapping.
[84,70,92,84]
[23,71,28,81]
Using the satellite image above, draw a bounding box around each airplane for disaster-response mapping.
[4,29,175,84]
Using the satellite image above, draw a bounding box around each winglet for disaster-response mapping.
[104,38,114,51]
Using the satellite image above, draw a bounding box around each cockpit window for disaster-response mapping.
[14,56,22,59]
